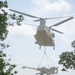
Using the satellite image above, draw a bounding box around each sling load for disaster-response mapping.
[22,47,58,75]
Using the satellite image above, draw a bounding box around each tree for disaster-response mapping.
[58,41,75,71]
[0,1,24,42]
[0,50,17,75]
[0,0,24,75]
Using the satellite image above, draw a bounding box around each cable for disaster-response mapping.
[38,46,55,68]
[38,50,45,68]
[44,47,51,68]
[45,52,55,67]
[45,53,50,68]
[44,46,55,67]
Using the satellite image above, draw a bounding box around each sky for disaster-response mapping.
[2,0,75,75]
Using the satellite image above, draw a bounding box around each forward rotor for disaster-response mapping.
[9,9,40,18]
[9,9,74,34]
[9,9,73,21]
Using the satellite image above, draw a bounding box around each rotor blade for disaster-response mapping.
[50,17,73,27]
[44,16,74,20]
[51,28,63,34]
[34,18,44,22]
[9,9,39,18]
[34,16,73,21]
[34,19,41,22]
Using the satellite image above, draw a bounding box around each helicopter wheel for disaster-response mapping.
[39,46,41,49]
[35,42,37,44]
[53,45,55,50]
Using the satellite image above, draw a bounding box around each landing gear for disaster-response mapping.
[35,41,38,44]
[53,45,55,50]
[35,41,41,49]
[39,46,41,49]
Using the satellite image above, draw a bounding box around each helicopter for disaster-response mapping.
[9,9,73,49]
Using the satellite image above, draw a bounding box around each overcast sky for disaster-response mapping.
[2,0,75,75]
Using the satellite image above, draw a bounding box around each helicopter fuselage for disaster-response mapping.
[34,24,55,47]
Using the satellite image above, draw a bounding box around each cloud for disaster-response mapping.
[7,0,72,38]
[30,0,75,39]
[7,24,36,38]
[6,0,74,45]
[31,0,71,17]
[30,0,75,46]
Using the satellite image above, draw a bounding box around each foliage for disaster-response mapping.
[0,0,24,41]
[59,41,75,71]
[0,50,17,75]
[0,0,24,75]
[71,41,75,48]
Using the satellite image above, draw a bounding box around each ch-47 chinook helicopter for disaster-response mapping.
[9,9,73,49]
